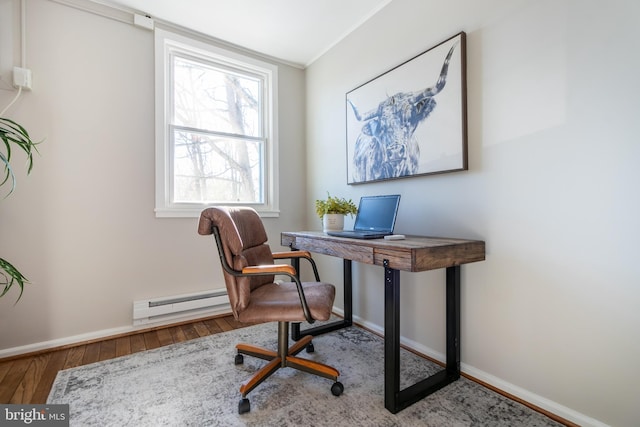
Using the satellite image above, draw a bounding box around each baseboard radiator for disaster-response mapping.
[133,289,230,326]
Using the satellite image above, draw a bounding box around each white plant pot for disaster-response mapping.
[322,214,345,232]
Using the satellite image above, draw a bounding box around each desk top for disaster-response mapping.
[281,231,485,272]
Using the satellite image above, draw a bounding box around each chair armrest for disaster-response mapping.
[273,250,312,259]
[242,264,296,276]
[272,250,321,281]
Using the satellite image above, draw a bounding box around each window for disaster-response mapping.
[155,29,279,217]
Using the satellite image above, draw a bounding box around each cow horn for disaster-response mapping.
[417,42,458,100]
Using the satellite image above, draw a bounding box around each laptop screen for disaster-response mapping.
[353,195,401,232]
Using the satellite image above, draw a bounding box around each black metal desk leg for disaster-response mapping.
[384,260,401,412]
[292,259,353,340]
[342,259,353,326]
[446,265,461,376]
[383,262,463,413]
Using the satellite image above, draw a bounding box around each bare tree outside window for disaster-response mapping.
[171,56,265,203]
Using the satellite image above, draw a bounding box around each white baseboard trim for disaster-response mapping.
[460,364,609,427]
[331,308,608,427]
[0,306,232,360]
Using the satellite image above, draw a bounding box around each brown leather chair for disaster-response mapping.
[198,206,343,414]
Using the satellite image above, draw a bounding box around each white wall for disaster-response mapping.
[1,0,638,425]
[305,0,640,426]
[0,0,306,348]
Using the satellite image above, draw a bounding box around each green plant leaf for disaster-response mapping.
[0,117,40,198]
[0,257,29,303]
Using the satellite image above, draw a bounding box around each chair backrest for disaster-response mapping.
[198,207,275,318]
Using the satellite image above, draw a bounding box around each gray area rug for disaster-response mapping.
[48,322,562,426]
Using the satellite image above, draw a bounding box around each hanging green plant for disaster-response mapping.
[1,117,39,197]
[1,116,40,302]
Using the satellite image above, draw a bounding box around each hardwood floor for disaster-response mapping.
[0,314,250,405]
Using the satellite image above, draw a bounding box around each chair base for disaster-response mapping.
[235,321,343,413]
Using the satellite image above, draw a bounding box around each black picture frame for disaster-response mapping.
[346,32,467,184]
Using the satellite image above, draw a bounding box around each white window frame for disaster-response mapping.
[154,29,279,218]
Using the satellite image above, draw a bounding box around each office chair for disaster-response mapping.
[198,206,344,414]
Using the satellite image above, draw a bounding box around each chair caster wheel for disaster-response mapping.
[238,398,250,414]
[331,381,344,396]
[306,342,315,353]
[234,354,244,365]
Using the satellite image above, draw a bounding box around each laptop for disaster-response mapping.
[326,194,401,239]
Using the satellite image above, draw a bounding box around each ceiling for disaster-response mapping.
[102,0,392,67]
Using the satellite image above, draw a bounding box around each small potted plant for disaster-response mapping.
[315,193,358,231]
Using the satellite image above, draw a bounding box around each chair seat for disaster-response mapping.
[237,281,335,323]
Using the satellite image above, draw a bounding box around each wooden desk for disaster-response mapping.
[281,231,485,413]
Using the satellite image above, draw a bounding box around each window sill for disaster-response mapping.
[154,207,280,218]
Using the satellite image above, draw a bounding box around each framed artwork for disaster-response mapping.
[346,32,467,184]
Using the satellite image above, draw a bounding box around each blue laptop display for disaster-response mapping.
[326,195,401,239]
